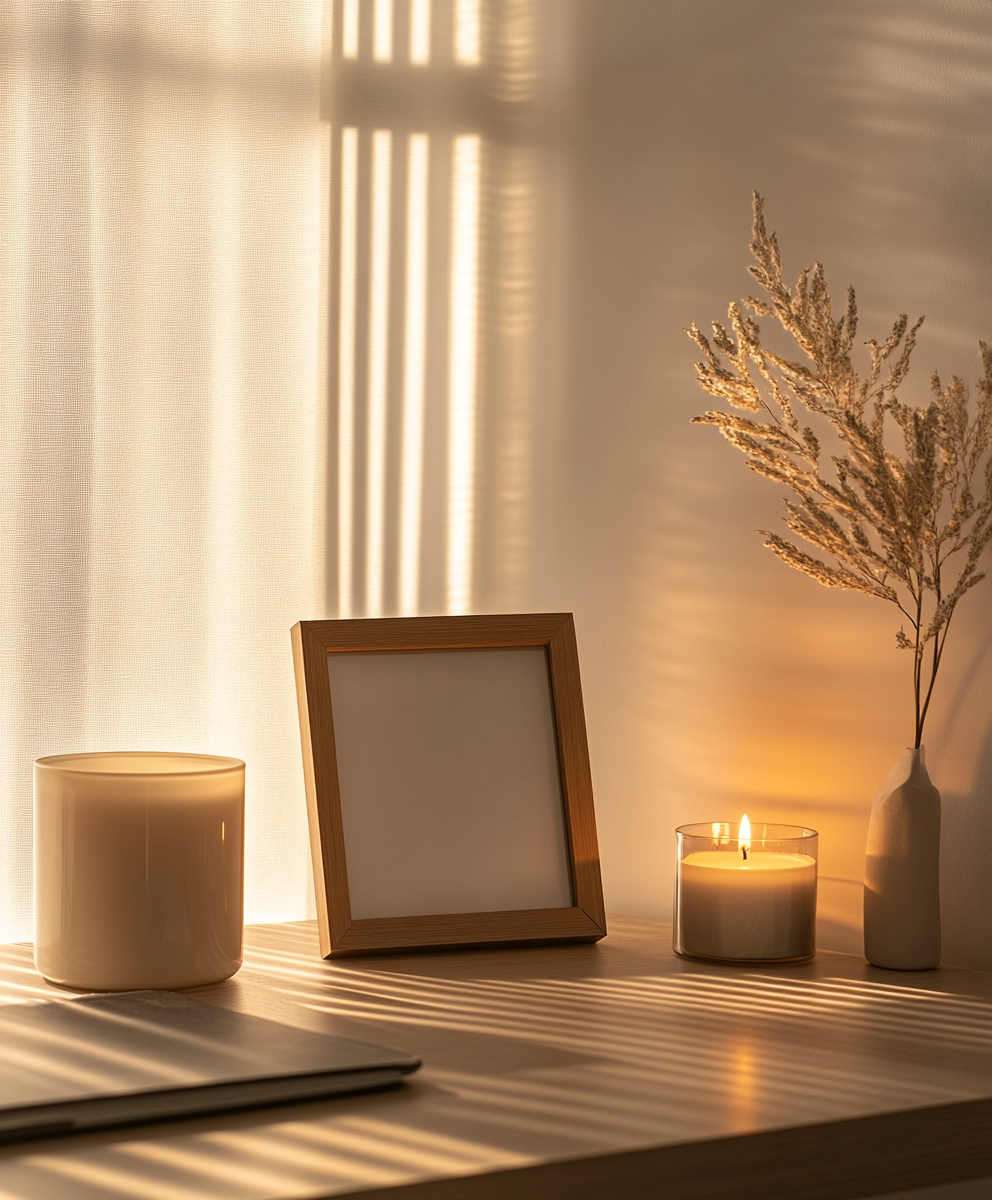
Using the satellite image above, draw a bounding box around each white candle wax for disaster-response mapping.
[34,752,244,991]
[677,850,817,961]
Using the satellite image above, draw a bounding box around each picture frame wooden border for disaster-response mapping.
[291,613,607,957]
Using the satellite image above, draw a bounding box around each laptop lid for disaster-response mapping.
[0,990,420,1143]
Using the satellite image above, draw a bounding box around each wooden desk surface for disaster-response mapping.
[0,917,990,1200]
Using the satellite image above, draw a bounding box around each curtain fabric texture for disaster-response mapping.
[0,2,326,940]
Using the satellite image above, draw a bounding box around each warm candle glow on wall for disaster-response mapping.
[337,127,359,618]
[446,134,482,615]
[365,129,393,618]
[399,133,430,615]
[409,0,431,65]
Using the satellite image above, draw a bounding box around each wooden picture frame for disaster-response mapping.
[291,613,607,957]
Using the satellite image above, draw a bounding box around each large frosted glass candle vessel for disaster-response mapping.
[34,752,245,991]
[674,821,818,963]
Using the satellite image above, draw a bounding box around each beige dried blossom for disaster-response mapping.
[689,193,992,747]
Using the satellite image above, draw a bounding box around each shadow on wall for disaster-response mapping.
[320,0,566,622]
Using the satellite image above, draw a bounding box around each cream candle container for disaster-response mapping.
[34,752,244,991]
[674,820,818,963]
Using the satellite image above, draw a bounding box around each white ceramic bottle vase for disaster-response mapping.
[863,746,941,970]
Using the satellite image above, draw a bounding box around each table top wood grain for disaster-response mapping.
[0,917,990,1200]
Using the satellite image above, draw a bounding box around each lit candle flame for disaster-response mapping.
[739,813,751,861]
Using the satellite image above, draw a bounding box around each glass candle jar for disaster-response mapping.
[34,752,245,991]
[674,820,818,963]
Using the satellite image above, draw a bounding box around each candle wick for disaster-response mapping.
[741,846,748,861]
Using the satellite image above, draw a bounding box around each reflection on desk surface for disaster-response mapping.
[0,916,989,1200]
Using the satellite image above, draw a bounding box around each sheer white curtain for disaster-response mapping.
[0,0,556,943]
[0,2,326,940]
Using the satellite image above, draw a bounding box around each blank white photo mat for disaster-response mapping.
[326,646,573,920]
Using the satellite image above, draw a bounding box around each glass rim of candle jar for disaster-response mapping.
[674,821,819,964]
[676,820,817,844]
[35,751,245,778]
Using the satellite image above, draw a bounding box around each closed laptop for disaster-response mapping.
[0,990,420,1143]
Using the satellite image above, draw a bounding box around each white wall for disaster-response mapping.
[503,0,992,969]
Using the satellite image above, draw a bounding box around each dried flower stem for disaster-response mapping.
[689,194,992,747]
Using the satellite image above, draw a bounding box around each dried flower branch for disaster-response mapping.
[690,193,992,747]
